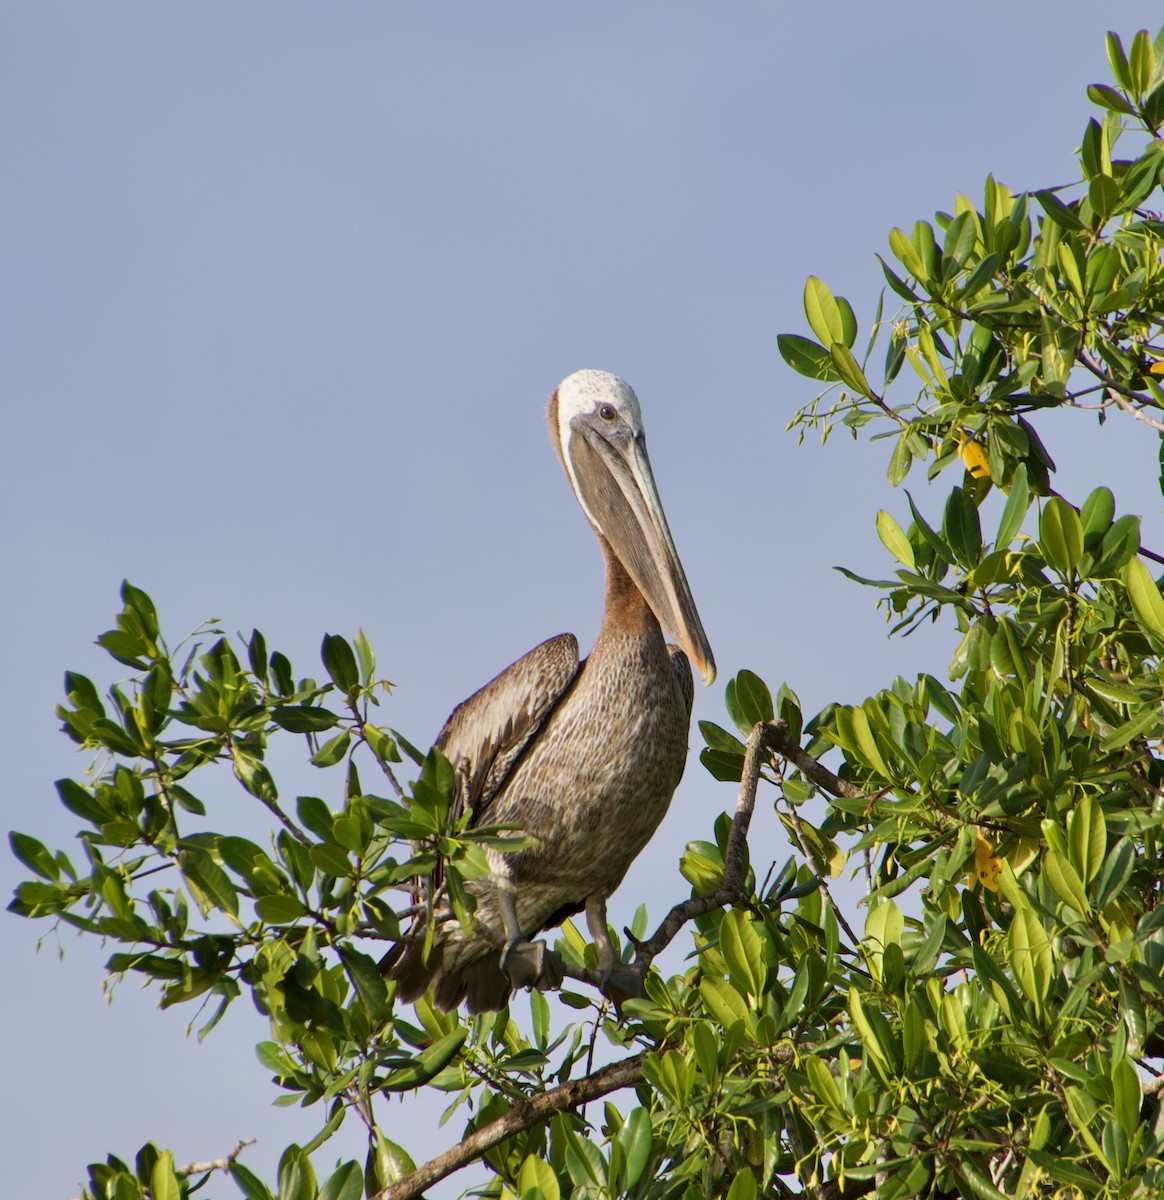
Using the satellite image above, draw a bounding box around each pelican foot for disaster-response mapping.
[500,939,565,992]
[598,964,647,1011]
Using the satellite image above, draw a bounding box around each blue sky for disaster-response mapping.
[4,5,1162,1196]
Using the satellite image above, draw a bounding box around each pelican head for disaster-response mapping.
[548,369,715,686]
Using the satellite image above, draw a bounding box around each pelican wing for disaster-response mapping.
[668,644,695,724]
[435,632,580,823]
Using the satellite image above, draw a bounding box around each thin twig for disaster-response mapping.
[69,1140,258,1198]
[558,721,863,988]
[631,720,782,968]
[780,795,861,948]
[372,1052,647,1200]
[179,1138,256,1175]
[1078,350,1164,433]
[1105,385,1164,433]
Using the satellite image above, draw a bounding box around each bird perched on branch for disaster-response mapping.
[385,369,715,1012]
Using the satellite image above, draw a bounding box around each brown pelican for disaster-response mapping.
[386,369,715,1012]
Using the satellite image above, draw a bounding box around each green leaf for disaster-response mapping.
[1044,850,1090,914]
[1127,556,1164,641]
[829,342,873,397]
[888,436,913,486]
[255,894,307,924]
[644,1049,695,1108]
[151,1151,181,1200]
[517,1155,560,1200]
[1007,907,1052,1011]
[309,841,352,877]
[311,730,352,768]
[1112,1056,1141,1136]
[271,705,342,734]
[1039,497,1083,574]
[233,750,278,802]
[248,629,269,684]
[120,580,160,642]
[1035,189,1085,231]
[1080,485,1115,547]
[319,1162,363,1200]
[1068,793,1106,885]
[726,1168,757,1200]
[700,976,749,1028]
[719,909,767,1001]
[848,986,900,1078]
[889,227,926,279]
[876,510,915,569]
[836,295,858,348]
[9,832,60,882]
[1106,31,1132,89]
[777,334,839,381]
[1088,173,1121,221]
[339,946,389,1022]
[381,1029,467,1090]
[864,900,903,983]
[353,628,376,686]
[943,488,982,567]
[230,1163,276,1200]
[180,849,239,917]
[321,633,359,694]
[724,670,773,735]
[1087,82,1137,115]
[618,1108,653,1189]
[1129,28,1155,95]
[367,1133,415,1190]
[97,628,150,670]
[803,276,844,345]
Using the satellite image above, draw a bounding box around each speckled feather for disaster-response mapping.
[388,549,695,1013]
[386,370,709,1014]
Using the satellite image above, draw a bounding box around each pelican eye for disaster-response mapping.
[598,403,617,421]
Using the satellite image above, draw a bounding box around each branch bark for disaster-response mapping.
[372,1052,646,1200]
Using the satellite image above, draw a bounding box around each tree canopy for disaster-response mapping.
[13,24,1164,1200]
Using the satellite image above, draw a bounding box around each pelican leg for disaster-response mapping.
[585,894,645,1006]
[585,894,616,975]
[495,874,563,992]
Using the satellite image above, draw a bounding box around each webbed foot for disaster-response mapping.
[500,939,565,992]
[597,963,647,1010]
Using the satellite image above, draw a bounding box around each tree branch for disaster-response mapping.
[1078,350,1164,433]
[632,720,784,967]
[179,1138,256,1176]
[1105,384,1164,434]
[372,1052,646,1200]
[556,721,863,993]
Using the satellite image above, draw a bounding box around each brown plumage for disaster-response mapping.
[386,370,713,1012]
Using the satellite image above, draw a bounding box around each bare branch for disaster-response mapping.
[179,1138,256,1176]
[69,1140,257,1200]
[1105,384,1164,433]
[631,720,783,967]
[372,1052,646,1200]
[772,725,863,801]
[1078,350,1164,433]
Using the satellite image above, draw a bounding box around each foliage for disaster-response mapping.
[12,24,1164,1200]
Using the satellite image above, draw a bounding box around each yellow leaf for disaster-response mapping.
[1149,361,1164,376]
[970,829,1002,892]
[958,435,991,479]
